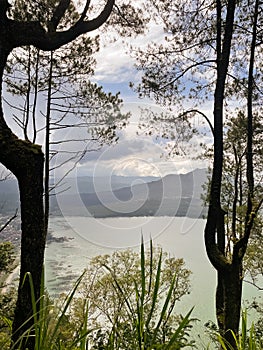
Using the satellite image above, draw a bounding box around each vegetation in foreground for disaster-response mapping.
[0,241,195,349]
[0,240,262,349]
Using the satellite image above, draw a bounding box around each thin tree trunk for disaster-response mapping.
[44,51,53,235]
[204,1,238,348]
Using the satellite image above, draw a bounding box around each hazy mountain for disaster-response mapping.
[0,169,208,218]
[0,178,19,214]
[57,175,160,194]
[53,168,208,218]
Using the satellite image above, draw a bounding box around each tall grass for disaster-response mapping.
[1,241,196,349]
[217,311,262,350]
[2,270,93,350]
[103,239,195,349]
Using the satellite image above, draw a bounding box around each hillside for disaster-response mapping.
[52,168,208,218]
[0,169,208,218]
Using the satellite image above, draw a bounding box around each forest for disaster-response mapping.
[0,0,262,349]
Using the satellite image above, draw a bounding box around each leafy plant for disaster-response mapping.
[1,241,196,349]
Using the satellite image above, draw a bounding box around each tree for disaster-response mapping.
[4,36,128,233]
[70,243,193,349]
[0,0,118,347]
[202,112,263,290]
[130,0,263,348]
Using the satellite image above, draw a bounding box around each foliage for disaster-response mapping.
[0,242,15,274]
[0,271,92,350]
[246,300,263,344]
[0,242,195,349]
[131,0,263,106]
[201,111,263,285]
[71,240,194,349]
[0,242,16,349]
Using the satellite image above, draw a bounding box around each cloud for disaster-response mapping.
[93,22,165,85]
[50,15,212,180]
[50,99,209,180]
[53,121,208,178]
[93,40,136,84]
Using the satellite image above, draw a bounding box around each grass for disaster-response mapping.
[2,270,93,350]
[217,311,262,350]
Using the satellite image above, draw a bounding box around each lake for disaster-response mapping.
[45,216,261,347]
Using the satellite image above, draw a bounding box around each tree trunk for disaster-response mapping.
[13,147,45,348]
[1,15,45,350]
[0,126,45,349]
[204,1,239,349]
[221,263,243,349]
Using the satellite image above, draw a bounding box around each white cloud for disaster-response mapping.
[93,22,165,84]
[47,94,210,180]
[52,114,208,179]
[77,20,211,178]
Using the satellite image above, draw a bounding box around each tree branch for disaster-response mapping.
[78,0,92,22]
[48,0,70,32]
[244,278,263,291]
[179,109,214,136]
[7,0,115,51]
[205,206,231,271]
[0,209,18,233]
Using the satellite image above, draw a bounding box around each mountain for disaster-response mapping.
[53,168,208,218]
[57,175,160,194]
[0,169,208,218]
[0,178,19,214]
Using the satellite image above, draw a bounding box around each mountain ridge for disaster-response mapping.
[0,168,208,218]
[53,168,208,218]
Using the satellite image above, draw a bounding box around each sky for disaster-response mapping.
[60,21,212,178]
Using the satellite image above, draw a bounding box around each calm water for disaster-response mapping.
[45,216,261,347]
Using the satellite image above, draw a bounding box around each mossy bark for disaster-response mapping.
[13,143,45,348]
[205,207,243,350]
[0,127,45,348]
[204,1,241,349]
[222,263,243,344]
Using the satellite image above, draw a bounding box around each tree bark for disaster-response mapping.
[0,127,45,348]
[13,147,45,348]
[222,263,243,345]
[1,14,44,346]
